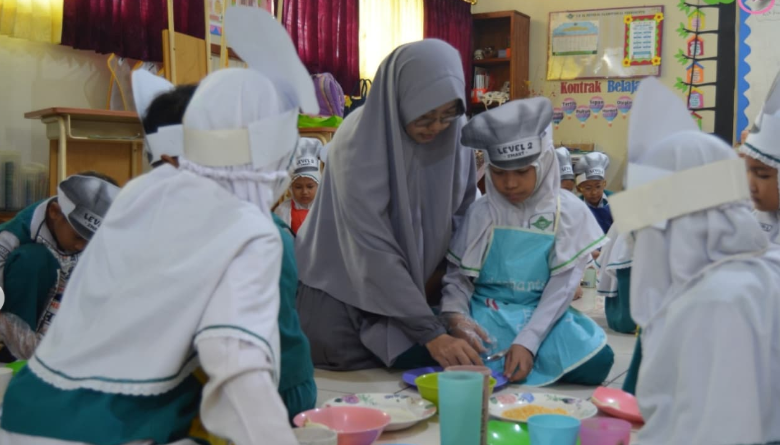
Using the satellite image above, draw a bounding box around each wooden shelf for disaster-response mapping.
[473,58,510,66]
[470,10,530,115]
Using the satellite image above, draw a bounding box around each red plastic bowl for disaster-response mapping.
[293,406,391,445]
[591,386,644,424]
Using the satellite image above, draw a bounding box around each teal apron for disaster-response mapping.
[471,202,607,387]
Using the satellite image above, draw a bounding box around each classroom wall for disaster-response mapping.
[473,0,721,190]
[0,37,112,166]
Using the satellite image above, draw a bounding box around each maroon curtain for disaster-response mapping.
[424,0,472,103]
[284,0,359,95]
[61,0,204,62]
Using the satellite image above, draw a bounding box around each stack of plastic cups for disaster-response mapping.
[438,371,484,445]
[445,365,491,445]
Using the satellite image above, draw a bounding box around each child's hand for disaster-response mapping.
[504,344,534,382]
[426,334,484,368]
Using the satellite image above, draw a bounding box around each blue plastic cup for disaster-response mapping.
[439,371,484,445]
[528,414,581,445]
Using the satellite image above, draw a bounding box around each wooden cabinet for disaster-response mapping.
[471,10,531,114]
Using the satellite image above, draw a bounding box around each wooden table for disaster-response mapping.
[25,108,339,199]
[25,108,145,196]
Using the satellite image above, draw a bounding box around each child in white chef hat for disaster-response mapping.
[440,97,613,385]
[0,7,316,445]
[274,137,323,235]
[575,152,613,234]
[555,147,576,192]
[0,172,119,361]
[741,69,780,245]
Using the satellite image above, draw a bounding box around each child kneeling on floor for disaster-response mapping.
[0,172,119,361]
[440,97,613,386]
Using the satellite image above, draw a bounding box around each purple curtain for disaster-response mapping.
[61,0,204,62]
[284,0,359,94]
[424,0,472,103]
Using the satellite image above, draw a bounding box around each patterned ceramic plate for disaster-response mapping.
[323,393,437,431]
[488,392,597,423]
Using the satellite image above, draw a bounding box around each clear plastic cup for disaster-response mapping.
[579,418,632,445]
[527,414,581,445]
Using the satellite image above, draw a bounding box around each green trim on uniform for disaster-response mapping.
[550,235,607,272]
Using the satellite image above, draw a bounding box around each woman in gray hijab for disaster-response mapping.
[296,39,480,370]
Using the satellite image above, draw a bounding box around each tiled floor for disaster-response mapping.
[311,288,641,444]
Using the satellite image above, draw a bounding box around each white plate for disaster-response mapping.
[322,393,437,431]
[488,392,597,423]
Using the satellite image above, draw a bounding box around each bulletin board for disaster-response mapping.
[547,6,665,81]
[737,2,780,138]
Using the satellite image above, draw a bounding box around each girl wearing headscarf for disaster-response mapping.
[611,78,780,445]
[0,8,312,445]
[741,69,780,245]
[274,138,323,235]
[441,97,613,385]
[296,39,479,370]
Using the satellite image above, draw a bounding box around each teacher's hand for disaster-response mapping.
[426,334,484,368]
[444,314,492,354]
[504,344,534,382]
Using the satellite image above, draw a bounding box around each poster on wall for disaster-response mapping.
[209,0,274,38]
[547,6,664,80]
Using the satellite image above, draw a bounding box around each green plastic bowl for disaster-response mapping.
[414,372,497,409]
[5,360,27,376]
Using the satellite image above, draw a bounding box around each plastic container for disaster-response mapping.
[446,366,491,445]
[293,406,390,445]
[415,372,497,409]
[439,371,483,445]
[527,414,581,445]
[579,418,631,445]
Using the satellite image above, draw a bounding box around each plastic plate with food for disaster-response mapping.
[488,392,597,423]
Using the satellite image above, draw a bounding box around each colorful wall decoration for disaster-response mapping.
[547,6,664,80]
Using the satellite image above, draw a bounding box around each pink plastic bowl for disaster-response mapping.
[591,387,644,424]
[293,406,392,445]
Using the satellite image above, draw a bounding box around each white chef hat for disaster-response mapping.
[575,152,610,181]
[609,77,750,234]
[292,138,323,184]
[57,174,121,240]
[555,147,575,180]
[182,7,317,171]
[741,69,780,171]
[461,97,553,170]
[131,70,184,165]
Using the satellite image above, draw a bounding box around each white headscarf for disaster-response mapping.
[181,69,295,214]
[179,6,318,214]
[629,132,767,329]
[740,69,780,244]
[618,78,780,445]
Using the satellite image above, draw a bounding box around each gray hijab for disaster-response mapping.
[296,39,476,358]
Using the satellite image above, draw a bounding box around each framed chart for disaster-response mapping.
[548,6,665,80]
